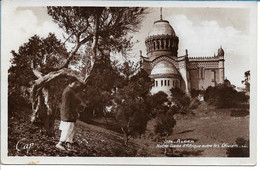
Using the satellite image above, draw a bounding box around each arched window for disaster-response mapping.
[170,39,173,49]
[156,80,158,87]
[176,80,179,88]
[164,80,167,86]
[168,80,170,86]
[161,80,163,86]
[161,39,164,49]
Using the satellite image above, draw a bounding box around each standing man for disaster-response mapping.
[56,77,84,151]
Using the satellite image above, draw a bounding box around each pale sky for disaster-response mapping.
[2,4,257,88]
[132,7,256,88]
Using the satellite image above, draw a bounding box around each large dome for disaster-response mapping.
[148,20,175,37]
[151,61,178,75]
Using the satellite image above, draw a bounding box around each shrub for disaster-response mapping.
[170,87,191,114]
[153,103,177,140]
[230,109,249,117]
[204,85,249,108]
[111,69,152,145]
[191,89,204,99]
[8,94,31,113]
[226,137,249,157]
[112,98,149,144]
[189,98,201,109]
[154,114,176,139]
[147,91,169,118]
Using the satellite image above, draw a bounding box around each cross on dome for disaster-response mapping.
[160,7,163,20]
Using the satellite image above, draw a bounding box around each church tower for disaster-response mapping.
[143,9,182,96]
[218,46,225,84]
[145,11,179,59]
[141,8,225,96]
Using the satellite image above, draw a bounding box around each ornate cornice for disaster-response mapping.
[150,73,180,79]
[188,56,223,62]
[187,61,220,69]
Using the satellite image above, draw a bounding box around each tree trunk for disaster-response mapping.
[30,68,87,132]
[125,134,129,146]
[121,127,129,146]
[42,88,54,136]
[30,9,103,132]
[84,9,101,80]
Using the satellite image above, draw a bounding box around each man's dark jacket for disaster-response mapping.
[60,86,78,122]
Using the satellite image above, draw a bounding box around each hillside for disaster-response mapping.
[8,101,249,157]
[8,109,140,157]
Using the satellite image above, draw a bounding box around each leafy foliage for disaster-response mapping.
[230,109,249,117]
[154,112,176,138]
[149,87,193,139]
[116,60,140,85]
[9,7,148,130]
[170,87,191,114]
[147,91,169,118]
[204,85,249,108]
[82,60,121,118]
[47,7,147,56]
[111,69,152,144]
[8,33,68,112]
[9,33,68,87]
[113,96,149,144]
[242,70,250,92]
[190,89,204,99]
[226,137,249,157]
[153,101,177,137]
[143,91,178,140]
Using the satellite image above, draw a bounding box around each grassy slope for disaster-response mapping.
[8,102,249,157]
[8,109,139,157]
[169,102,249,157]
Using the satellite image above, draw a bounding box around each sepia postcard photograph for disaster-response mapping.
[1,0,258,165]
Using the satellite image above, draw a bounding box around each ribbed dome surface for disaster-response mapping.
[151,61,178,75]
[148,20,175,37]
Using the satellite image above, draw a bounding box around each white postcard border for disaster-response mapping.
[1,0,258,165]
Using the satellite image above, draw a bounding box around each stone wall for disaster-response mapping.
[189,68,222,90]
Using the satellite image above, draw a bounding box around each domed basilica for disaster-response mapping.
[140,13,225,96]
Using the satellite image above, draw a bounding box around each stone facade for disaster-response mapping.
[140,18,225,96]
